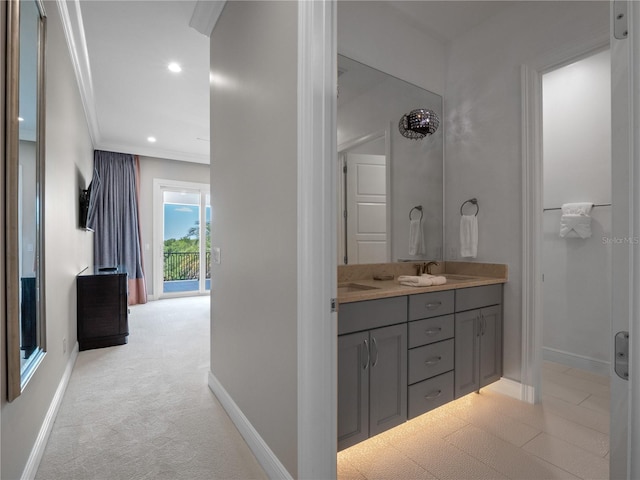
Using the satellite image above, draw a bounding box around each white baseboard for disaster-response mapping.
[484,377,529,401]
[542,347,610,376]
[21,342,80,480]
[208,371,293,480]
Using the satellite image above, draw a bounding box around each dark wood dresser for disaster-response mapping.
[77,266,129,351]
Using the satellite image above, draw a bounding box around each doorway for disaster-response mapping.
[153,179,211,298]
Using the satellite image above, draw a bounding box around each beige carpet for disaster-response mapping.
[36,296,267,480]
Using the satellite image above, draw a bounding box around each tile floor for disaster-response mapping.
[337,361,610,480]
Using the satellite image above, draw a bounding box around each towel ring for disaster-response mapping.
[460,198,479,216]
[409,205,423,221]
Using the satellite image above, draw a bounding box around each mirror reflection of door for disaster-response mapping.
[345,153,387,264]
[161,188,211,296]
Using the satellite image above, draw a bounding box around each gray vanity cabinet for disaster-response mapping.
[454,285,503,398]
[338,297,407,451]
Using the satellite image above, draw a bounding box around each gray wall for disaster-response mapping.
[1,2,94,478]
[444,1,609,381]
[209,1,298,475]
[137,155,210,297]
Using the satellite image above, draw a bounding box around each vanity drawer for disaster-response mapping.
[408,314,454,348]
[408,339,454,385]
[408,290,454,320]
[455,284,502,312]
[338,296,407,335]
[408,371,454,419]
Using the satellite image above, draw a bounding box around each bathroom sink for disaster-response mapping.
[338,283,380,294]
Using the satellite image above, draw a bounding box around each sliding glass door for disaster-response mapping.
[154,180,210,297]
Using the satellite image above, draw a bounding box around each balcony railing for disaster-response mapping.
[163,252,211,281]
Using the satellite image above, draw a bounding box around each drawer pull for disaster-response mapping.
[425,390,442,401]
[424,356,442,366]
[425,301,442,310]
[425,327,442,336]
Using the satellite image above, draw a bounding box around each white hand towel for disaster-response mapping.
[559,203,593,239]
[460,214,478,258]
[409,218,425,256]
[398,275,433,287]
[421,274,447,285]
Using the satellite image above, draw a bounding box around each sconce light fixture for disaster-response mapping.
[399,108,440,140]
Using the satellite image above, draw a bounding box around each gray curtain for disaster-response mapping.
[87,150,147,304]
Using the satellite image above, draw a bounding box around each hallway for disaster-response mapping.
[36,297,266,480]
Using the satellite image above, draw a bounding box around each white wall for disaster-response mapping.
[542,49,611,370]
[444,1,609,381]
[337,1,445,95]
[137,156,210,297]
[209,1,298,475]
[1,2,94,478]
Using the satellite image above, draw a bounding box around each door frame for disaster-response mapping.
[152,178,210,299]
[521,12,639,477]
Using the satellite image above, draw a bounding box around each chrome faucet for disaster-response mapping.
[425,261,439,275]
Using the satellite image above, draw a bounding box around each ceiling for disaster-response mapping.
[68,1,510,165]
[74,0,211,164]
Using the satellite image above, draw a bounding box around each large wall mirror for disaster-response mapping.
[5,0,47,401]
[337,55,444,264]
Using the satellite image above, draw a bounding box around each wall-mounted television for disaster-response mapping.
[79,184,93,231]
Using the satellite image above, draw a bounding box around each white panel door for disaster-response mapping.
[346,154,386,264]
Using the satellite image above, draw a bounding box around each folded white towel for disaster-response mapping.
[460,215,478,258]
[559,203,593,239]
[421,274,447,285]
[409,218,425,256]
[561,202,593,216]
[560,214,592,238]
[398,275,433,287]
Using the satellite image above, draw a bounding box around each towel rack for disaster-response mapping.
[543,203,611,212]
[409,205,423,221]
[460,198,479,216]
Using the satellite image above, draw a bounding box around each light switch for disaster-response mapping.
[213,247,221,264]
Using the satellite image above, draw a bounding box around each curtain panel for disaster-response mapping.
[87,150,147,305]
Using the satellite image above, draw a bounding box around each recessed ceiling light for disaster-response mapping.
[147,136,157,143]
[168,62,182,73]
[18,117,24,122]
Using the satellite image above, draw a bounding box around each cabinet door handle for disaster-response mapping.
[425,301,442,310]
[371,337,379,367]
[476,314,481,337]
[363,340,370,370]
[425,327,442,336]
[424,356,442,366]
[424,390,442,401]
[480,313,486,336]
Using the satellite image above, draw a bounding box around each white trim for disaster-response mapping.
[520,33,609,406]
[297,1,337,478]
[541,347,610,376]
[21,343,79,480]
[97,141,210,165]
[56,0,99,146]
[484,378,530,402]
[189,0,226,37]
[207,371,292,480]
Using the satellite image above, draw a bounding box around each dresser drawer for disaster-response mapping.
[408,314,454,348]
[408,339,454,385]
[338,296,407,335]
[455,284,502,312]
[408,290,454,320]
[408,371,454,419]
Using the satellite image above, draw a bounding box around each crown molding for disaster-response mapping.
[189,0,226,37]
[96,140,210,165]
[56,0,100,146]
